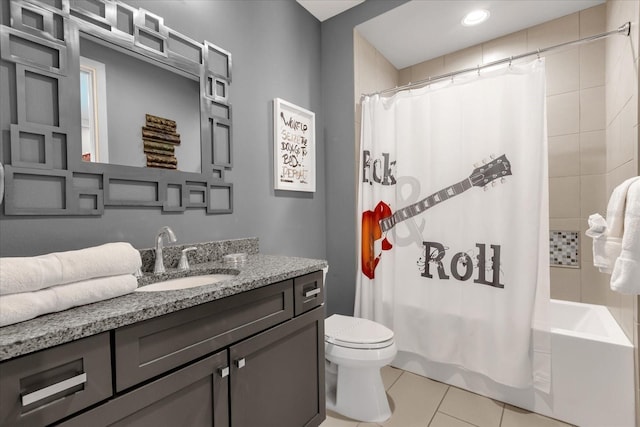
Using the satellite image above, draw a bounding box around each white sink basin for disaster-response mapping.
[136,274,235,292]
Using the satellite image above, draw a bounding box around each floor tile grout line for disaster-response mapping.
[432,409,484,427]
[498,402,506,427]
[426,384,451,426]
[433,385,506,427]
[384,368,404,391]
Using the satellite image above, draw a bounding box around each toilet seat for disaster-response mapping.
[325,314,394,349]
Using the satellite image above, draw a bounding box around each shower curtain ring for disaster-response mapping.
[477,65,480,76]
[509,56,513,68]
[536,48,541,60]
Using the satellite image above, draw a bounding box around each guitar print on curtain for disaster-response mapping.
[355,60,551,392]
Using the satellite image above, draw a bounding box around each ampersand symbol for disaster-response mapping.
[391,176,426,248]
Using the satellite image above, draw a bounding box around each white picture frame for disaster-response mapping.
[273,98,315,192]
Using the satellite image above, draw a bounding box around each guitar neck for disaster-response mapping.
[380,178,473,232]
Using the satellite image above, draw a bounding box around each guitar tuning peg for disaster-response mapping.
[491,181,497,187]
[482,158,488,164]
[490,154,496,159]
[500,177,506,184]
[473,163,480,168]
[483,186,489,191]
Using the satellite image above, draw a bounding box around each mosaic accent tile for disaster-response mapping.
[549,231,580,268]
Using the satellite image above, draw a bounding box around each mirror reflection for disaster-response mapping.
[78,36,201,173]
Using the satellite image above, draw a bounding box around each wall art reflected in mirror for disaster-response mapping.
[0,0,233,215]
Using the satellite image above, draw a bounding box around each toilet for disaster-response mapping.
[324,314,397,422]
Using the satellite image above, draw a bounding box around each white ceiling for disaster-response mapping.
[298,0,606,70]
[296,0,365,22]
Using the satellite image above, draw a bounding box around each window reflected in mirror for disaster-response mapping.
[80,56,109,163]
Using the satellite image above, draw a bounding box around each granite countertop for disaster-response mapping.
[0,254,327,361]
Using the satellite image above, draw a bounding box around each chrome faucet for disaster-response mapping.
[154,226,177,274]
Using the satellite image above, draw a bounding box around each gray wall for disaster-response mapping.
[0,1,325,261]
[0,0,411,317]
[321,0,409,316]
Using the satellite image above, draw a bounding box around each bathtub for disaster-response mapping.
[391,299,635,427]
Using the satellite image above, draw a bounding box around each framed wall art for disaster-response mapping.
[273,98,315,192]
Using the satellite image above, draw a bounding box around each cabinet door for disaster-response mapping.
[229,307,325,427]
[57,350,229,427]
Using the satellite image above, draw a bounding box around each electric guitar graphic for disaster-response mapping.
[361,154,512,279]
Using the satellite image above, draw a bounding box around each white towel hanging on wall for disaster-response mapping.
[610,179,640,294]
[586,176,640,280]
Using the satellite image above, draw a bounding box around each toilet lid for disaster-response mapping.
[325,314,395,349]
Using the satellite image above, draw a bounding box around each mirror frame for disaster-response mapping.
[0,0,233,215]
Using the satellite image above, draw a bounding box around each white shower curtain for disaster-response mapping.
[356,60,551,391]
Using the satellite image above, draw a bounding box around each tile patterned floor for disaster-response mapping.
[320,366,574,427]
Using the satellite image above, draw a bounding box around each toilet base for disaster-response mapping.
[326,362,392,423]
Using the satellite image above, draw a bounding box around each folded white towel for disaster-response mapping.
[611,179,640,294]
[0,274,138,327]
[0,242,141,296]
[589,177,640,274]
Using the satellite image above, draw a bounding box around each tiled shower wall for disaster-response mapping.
[605,0,640,422]
[353,30,399,191]
[354,2,639,422]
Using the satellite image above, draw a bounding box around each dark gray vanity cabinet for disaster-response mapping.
[0,271,325,427]
[230,307,324,427]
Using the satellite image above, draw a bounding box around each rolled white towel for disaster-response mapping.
[585,213,607,237]
[0,274,138,327]
[0,242,142,295]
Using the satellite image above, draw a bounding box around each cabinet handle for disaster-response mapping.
[235,358,246,369]
[21,372,87,407]
[304,288,321,298]
[218,367,229,378]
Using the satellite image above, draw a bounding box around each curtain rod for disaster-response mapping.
[363,21,631,99]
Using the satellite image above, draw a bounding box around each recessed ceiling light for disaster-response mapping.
[462,9,490,26]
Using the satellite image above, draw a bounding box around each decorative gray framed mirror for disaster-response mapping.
[0,0,233,215]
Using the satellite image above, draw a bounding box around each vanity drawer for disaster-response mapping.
[293,271,324,316]
[0,332,112,427]
[115,279,293,392]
